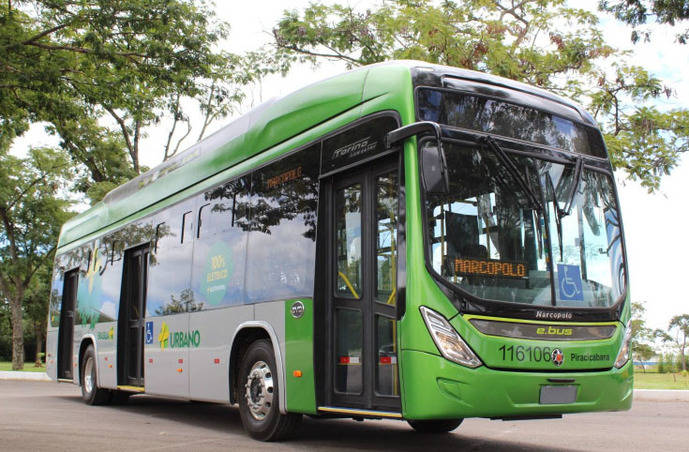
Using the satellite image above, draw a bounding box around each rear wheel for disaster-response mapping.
[80,345,111,405]
[238,339,301,441]
[407,418,463,433]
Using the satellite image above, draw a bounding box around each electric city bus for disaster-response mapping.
[46,61,632,441]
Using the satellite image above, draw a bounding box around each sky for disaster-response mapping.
[10,1,689,330]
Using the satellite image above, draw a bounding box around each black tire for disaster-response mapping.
[80,345,111,405]
[238,339,302,441]
[407,418,463,433]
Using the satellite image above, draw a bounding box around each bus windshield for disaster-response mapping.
[424,140,625,309]
[417,87,606,157]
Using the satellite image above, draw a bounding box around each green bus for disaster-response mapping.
[46,61,632,441]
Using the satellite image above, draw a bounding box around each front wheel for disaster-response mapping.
[80,345,111,405]
[238,339,301,441]
[407,418,463,433]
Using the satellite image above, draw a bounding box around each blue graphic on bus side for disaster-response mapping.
[557,264,584,301]
[145,321,154,344]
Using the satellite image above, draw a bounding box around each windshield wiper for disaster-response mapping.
[546,173,564,260]
[547,157,583,260]
[560,157,584,218]
[480,136,543,213]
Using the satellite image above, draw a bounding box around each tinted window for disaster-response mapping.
[417,88,606,157]
[147,202,196,316]
[49,255,69,328]
[75,239,122,328]
[425,142,624,308]
[245,146,320,302]
[375,172,398,305]
[191,177,250,308]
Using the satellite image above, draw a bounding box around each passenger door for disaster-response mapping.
[118,245,149,387]
[57,269,78,380]
[324,157,401,412]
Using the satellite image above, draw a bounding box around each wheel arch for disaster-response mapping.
[228,322,287,415]
[77,334,98,387]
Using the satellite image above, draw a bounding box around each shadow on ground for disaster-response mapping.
[55,392,575,451]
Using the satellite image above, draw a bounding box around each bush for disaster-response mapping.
[658,354,679,373]
[0,336,10,361]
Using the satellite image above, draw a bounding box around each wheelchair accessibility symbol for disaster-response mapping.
[557,264,583,301]
[145,321,154,345]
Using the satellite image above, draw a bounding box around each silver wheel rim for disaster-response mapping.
[84,356,94,394]
[244,360,274,421]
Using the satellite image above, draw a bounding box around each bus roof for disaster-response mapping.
[57,61,594,250]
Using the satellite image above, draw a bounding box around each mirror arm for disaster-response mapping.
[385,121,442,148]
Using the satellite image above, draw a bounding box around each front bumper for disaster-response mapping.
[401,349,633,419]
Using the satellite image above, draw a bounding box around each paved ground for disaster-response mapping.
[1,381,687,451]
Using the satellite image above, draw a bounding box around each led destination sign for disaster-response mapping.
[267,166,302,189]
[452,257,527,279]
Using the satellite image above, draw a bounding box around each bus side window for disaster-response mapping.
[190,176,250,308]
[245,145,319,303]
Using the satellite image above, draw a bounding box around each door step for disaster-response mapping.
[117,385,145,393]
[57,378,73,383]
[318,406,402,419]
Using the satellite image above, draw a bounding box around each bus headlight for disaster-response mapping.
[614,326,633,369]
[420,306,482,368]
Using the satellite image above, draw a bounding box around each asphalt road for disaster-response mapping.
[1,381,687,451]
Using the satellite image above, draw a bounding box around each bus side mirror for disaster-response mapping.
[385,121,449,194]
[421,140,449,194]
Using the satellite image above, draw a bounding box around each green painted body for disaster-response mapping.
[54,61,631,420]
[284,298,317,414]
[401,351,633,419]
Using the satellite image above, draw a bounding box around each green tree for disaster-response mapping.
[0,147,73,370]
[630,302,655,372]
[23,264,53,367]
[271,0,689,190]
[666,314,689,372]
[599,0,689,44]
[1,1,257,202]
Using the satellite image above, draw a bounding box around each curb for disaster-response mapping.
[634,389,689,402]
[0,370,51,382]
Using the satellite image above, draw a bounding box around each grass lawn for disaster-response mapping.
[634,371,689,390]
[0,361,47,372]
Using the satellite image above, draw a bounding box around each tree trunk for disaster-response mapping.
[10,295,24,371]
[34,322,43,367]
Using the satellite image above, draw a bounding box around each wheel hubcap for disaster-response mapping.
[244,360,274,421]
[84,357,94,394]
